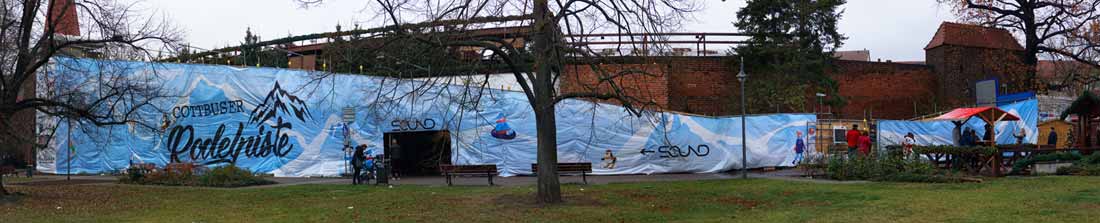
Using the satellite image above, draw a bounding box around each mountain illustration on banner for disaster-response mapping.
[249,82,311,126]
[490,113,517,140]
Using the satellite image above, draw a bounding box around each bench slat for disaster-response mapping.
[530,163,593,173]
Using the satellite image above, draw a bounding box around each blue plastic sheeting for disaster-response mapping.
[37,58,815,177]
[996,92,1035,106]
[877,99,1038,147]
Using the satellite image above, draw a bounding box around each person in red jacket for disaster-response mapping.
[858,131,873,156]
[846,124,861,158]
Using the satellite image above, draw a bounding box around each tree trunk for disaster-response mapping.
[0,115,11,196]
[534,102,561,203]
[1022,4,1040,91]
[532,0,561,204]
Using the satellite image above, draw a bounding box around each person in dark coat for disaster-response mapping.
[351,145,367,185]
[1047,127,1059,146]
[388,138,401,180]
[970,129,981,146]
[961,127,973,146]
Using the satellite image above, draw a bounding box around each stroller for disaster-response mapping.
[356,151,377,185]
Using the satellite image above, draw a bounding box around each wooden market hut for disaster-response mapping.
[1038,120,1072,149]
[1060,91,1100,148]
[931,106,1021,146]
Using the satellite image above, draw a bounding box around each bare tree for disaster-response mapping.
[0,0,181,196]
[297,0,697,203]
[940,0,1100,87]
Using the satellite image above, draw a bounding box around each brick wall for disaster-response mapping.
[560,57,739,116]
[561,62,670,109]
[562,57,939,120]
[665,57,737,116]
[925,45,1028,108]
[828,60,938,120]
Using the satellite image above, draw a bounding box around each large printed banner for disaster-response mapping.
[877,99,1039,147]
[38,58,814,177]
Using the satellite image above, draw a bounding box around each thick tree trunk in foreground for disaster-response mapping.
[0,116,13,196]
[534,103,560,203]
[532,0,561,204]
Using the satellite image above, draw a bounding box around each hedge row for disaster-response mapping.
[913,145,998,156]
[1009,152,1082,175]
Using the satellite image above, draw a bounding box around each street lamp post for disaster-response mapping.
[737,56,748,179]
[815,93,826,114]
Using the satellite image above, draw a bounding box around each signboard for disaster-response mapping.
[976,79,998,106]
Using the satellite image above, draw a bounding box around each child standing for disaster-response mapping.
[792,131,805,165]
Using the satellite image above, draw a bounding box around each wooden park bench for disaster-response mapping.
[439,164,497,186]
[531,162,593,184]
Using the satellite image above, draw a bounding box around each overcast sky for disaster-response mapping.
[148,0,959,61]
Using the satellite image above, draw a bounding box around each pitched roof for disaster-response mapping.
[1037,60,1099,80]
[924,22,1023,51]
[933,106,1021,122]
[1061,91,1100,120]
[834,50,870,61]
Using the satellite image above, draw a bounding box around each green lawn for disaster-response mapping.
[2,176,1099,222]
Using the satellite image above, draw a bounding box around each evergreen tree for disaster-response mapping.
[733,0,847,113]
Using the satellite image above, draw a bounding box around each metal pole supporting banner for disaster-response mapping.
[67,120,72,181]
[738,56,748,179]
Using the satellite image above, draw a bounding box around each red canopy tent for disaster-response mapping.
[930,107,1022,176]
[933,106,1021,123]
[931,106,1021,145]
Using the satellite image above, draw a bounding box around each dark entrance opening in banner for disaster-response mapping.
[384,130,451,177]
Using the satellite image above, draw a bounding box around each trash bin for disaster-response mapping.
[375,157,389,185]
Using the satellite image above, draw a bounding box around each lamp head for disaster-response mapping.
[737,56,747,82]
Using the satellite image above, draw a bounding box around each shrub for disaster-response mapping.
[1056,164,1100,176]
[1056,165,1082,175]
[1078,153,1100,165]
[141,170,197,186]
[913,145,998,157]
[119,164,273,187]
[1009,152,1082,175]
[1049,153,1100,176]
[199,165,275,187]
[126,166,145,183]
[823,156,945,182]
[883,145,905,159]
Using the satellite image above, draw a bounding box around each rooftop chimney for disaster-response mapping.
[46,0,80,37]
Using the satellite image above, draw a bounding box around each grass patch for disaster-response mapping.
[3,177,1100,222]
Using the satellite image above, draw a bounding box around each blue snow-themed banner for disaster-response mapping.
[37,58,815,177]
[877,99,1038,147]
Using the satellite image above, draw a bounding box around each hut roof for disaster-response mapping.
[1060,91,1100,120]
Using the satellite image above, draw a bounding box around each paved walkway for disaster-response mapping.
[334,172,740,187]
[7,168,861,188]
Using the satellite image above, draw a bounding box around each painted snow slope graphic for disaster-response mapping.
[38,58,815,177]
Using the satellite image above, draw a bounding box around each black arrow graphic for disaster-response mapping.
[640,148,655,155]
